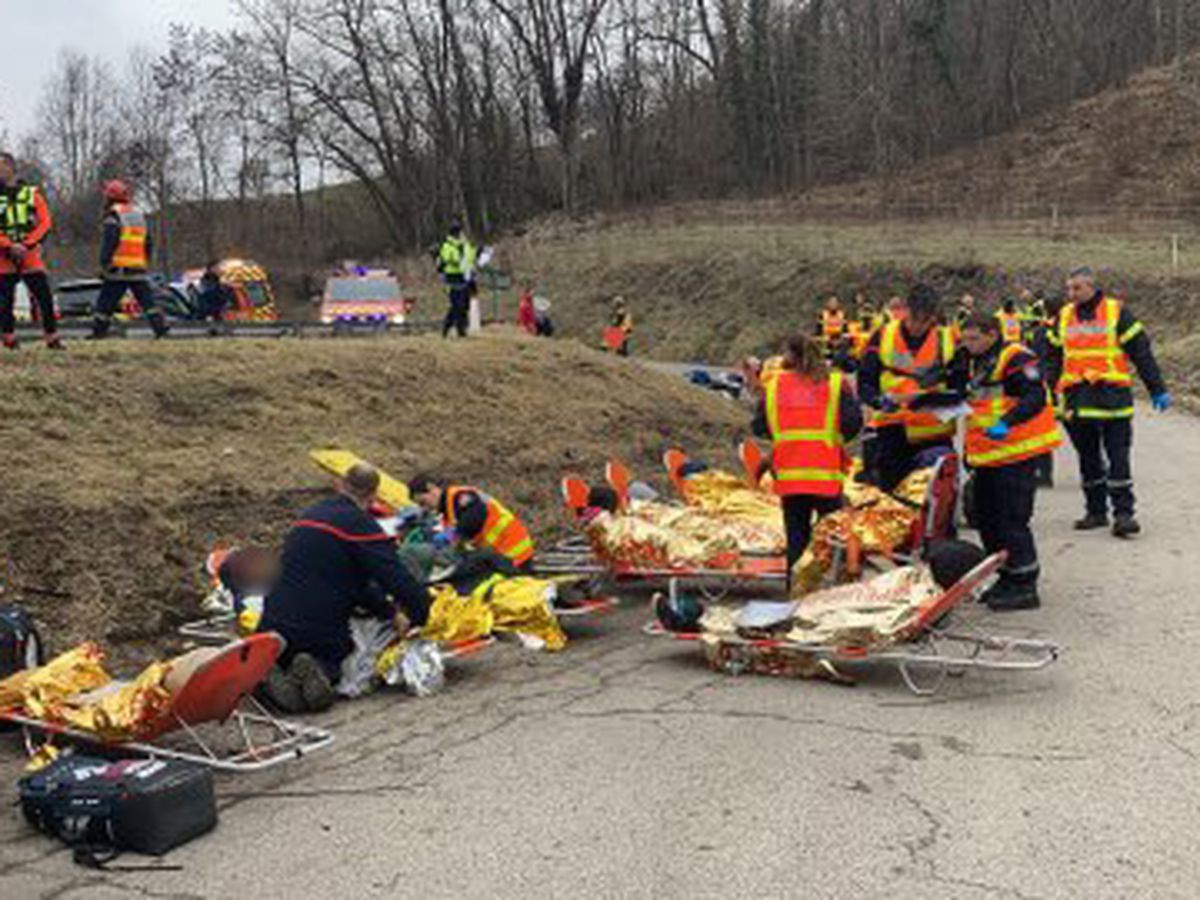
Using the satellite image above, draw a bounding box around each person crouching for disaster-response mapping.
[257,463,431,712]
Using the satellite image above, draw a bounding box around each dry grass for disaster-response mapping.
[487,216,1200,364]
[0,333,746,653]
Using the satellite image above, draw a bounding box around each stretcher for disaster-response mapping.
[646,553,1060,696]
[1,634,334,773]
[538,475,787,600]
[825,452,961,580]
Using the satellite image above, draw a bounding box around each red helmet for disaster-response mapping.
[102,180,131,203]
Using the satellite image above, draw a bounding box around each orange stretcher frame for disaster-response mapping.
[0,634,334,773]
[645,552,1061,696]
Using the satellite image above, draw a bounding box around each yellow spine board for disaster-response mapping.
[309,448,413,507]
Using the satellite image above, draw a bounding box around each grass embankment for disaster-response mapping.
[0,334,746,652]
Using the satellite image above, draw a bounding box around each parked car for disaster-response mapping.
[319,267,414,330]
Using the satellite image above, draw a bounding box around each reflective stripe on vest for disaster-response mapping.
[965,343,1062,467]
[446,486,533,564]
[765,370,846,497]
[1,186,37,242]
[1057,298,1131,390]
[112,204,149,270]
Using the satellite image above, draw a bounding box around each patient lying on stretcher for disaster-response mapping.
[656,540,986,683]
[576,485,743,569]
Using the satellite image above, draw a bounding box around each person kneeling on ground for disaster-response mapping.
[951,313,1062,611]
[258,464,431,712]
[408,475,536,572]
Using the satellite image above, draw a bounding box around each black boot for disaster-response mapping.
[1074,512,1108,531]
[1112,514,1141,538]
[986,579,1041,612]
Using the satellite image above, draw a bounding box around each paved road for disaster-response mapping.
[2,407,1198,899]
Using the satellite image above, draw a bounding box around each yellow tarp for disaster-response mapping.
[309,448,412,507]
[420,575,568,650]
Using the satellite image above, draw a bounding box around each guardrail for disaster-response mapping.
[10,318,453,341]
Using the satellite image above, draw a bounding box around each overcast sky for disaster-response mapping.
[0,0,237,143]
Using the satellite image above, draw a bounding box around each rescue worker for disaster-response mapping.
[1046,267,1169,537]
[0,152,63,350]
[437,219,475,339]
[1018,288,1048,333]
[817,296,846,355]
[859,284,957,491]
[996,297,1023,344]
[884,295,907,325]
[752,333,862,582]
[196,261,234,331]
[609,296,633,356]
[955,292,977,327]
[92,180,169,340]
[952,314,1063,610]
[1027,295,1064,488]
[408,475,536,570]
[258,464,431,712]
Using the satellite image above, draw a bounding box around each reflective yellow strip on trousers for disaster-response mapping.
[1073,407,1135,420]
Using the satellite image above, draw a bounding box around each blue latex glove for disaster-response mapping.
[985,421,1010,441]
[431,528,458,548]
[1152,392,1171,413]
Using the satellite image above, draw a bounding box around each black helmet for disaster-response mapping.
[449,219,463,236]
[655,591,706,634]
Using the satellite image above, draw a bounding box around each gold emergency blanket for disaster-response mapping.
[679,469,780,525]
[584,509,739,569]
[634,501,783,555]
[420,575,569,650]
[791,467,933,597]
[698,565,941,677]
[0,643,175,742]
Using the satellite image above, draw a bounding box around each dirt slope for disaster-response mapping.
[0,334,745,652]
[808,54,1200,213]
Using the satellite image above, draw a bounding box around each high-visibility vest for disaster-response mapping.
[965,344,1063,468]
[847,322,870,358]
[0,185,38,242]
[445,486,534,566]
[1057,297,1133,392]
[439,236,476,277]
[997,311,1022,343]
[821,309,846,342]
[764,369,847,498]
[878,322,957,441]
[110,203,149,271]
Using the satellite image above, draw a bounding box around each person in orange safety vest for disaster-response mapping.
[409,475,536,570]
[0,152,63,350]
[91,180,169,340]
[952,313,1063,611]
[751,333,863,582]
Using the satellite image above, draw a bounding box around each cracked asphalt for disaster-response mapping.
[2,406,1199,899]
